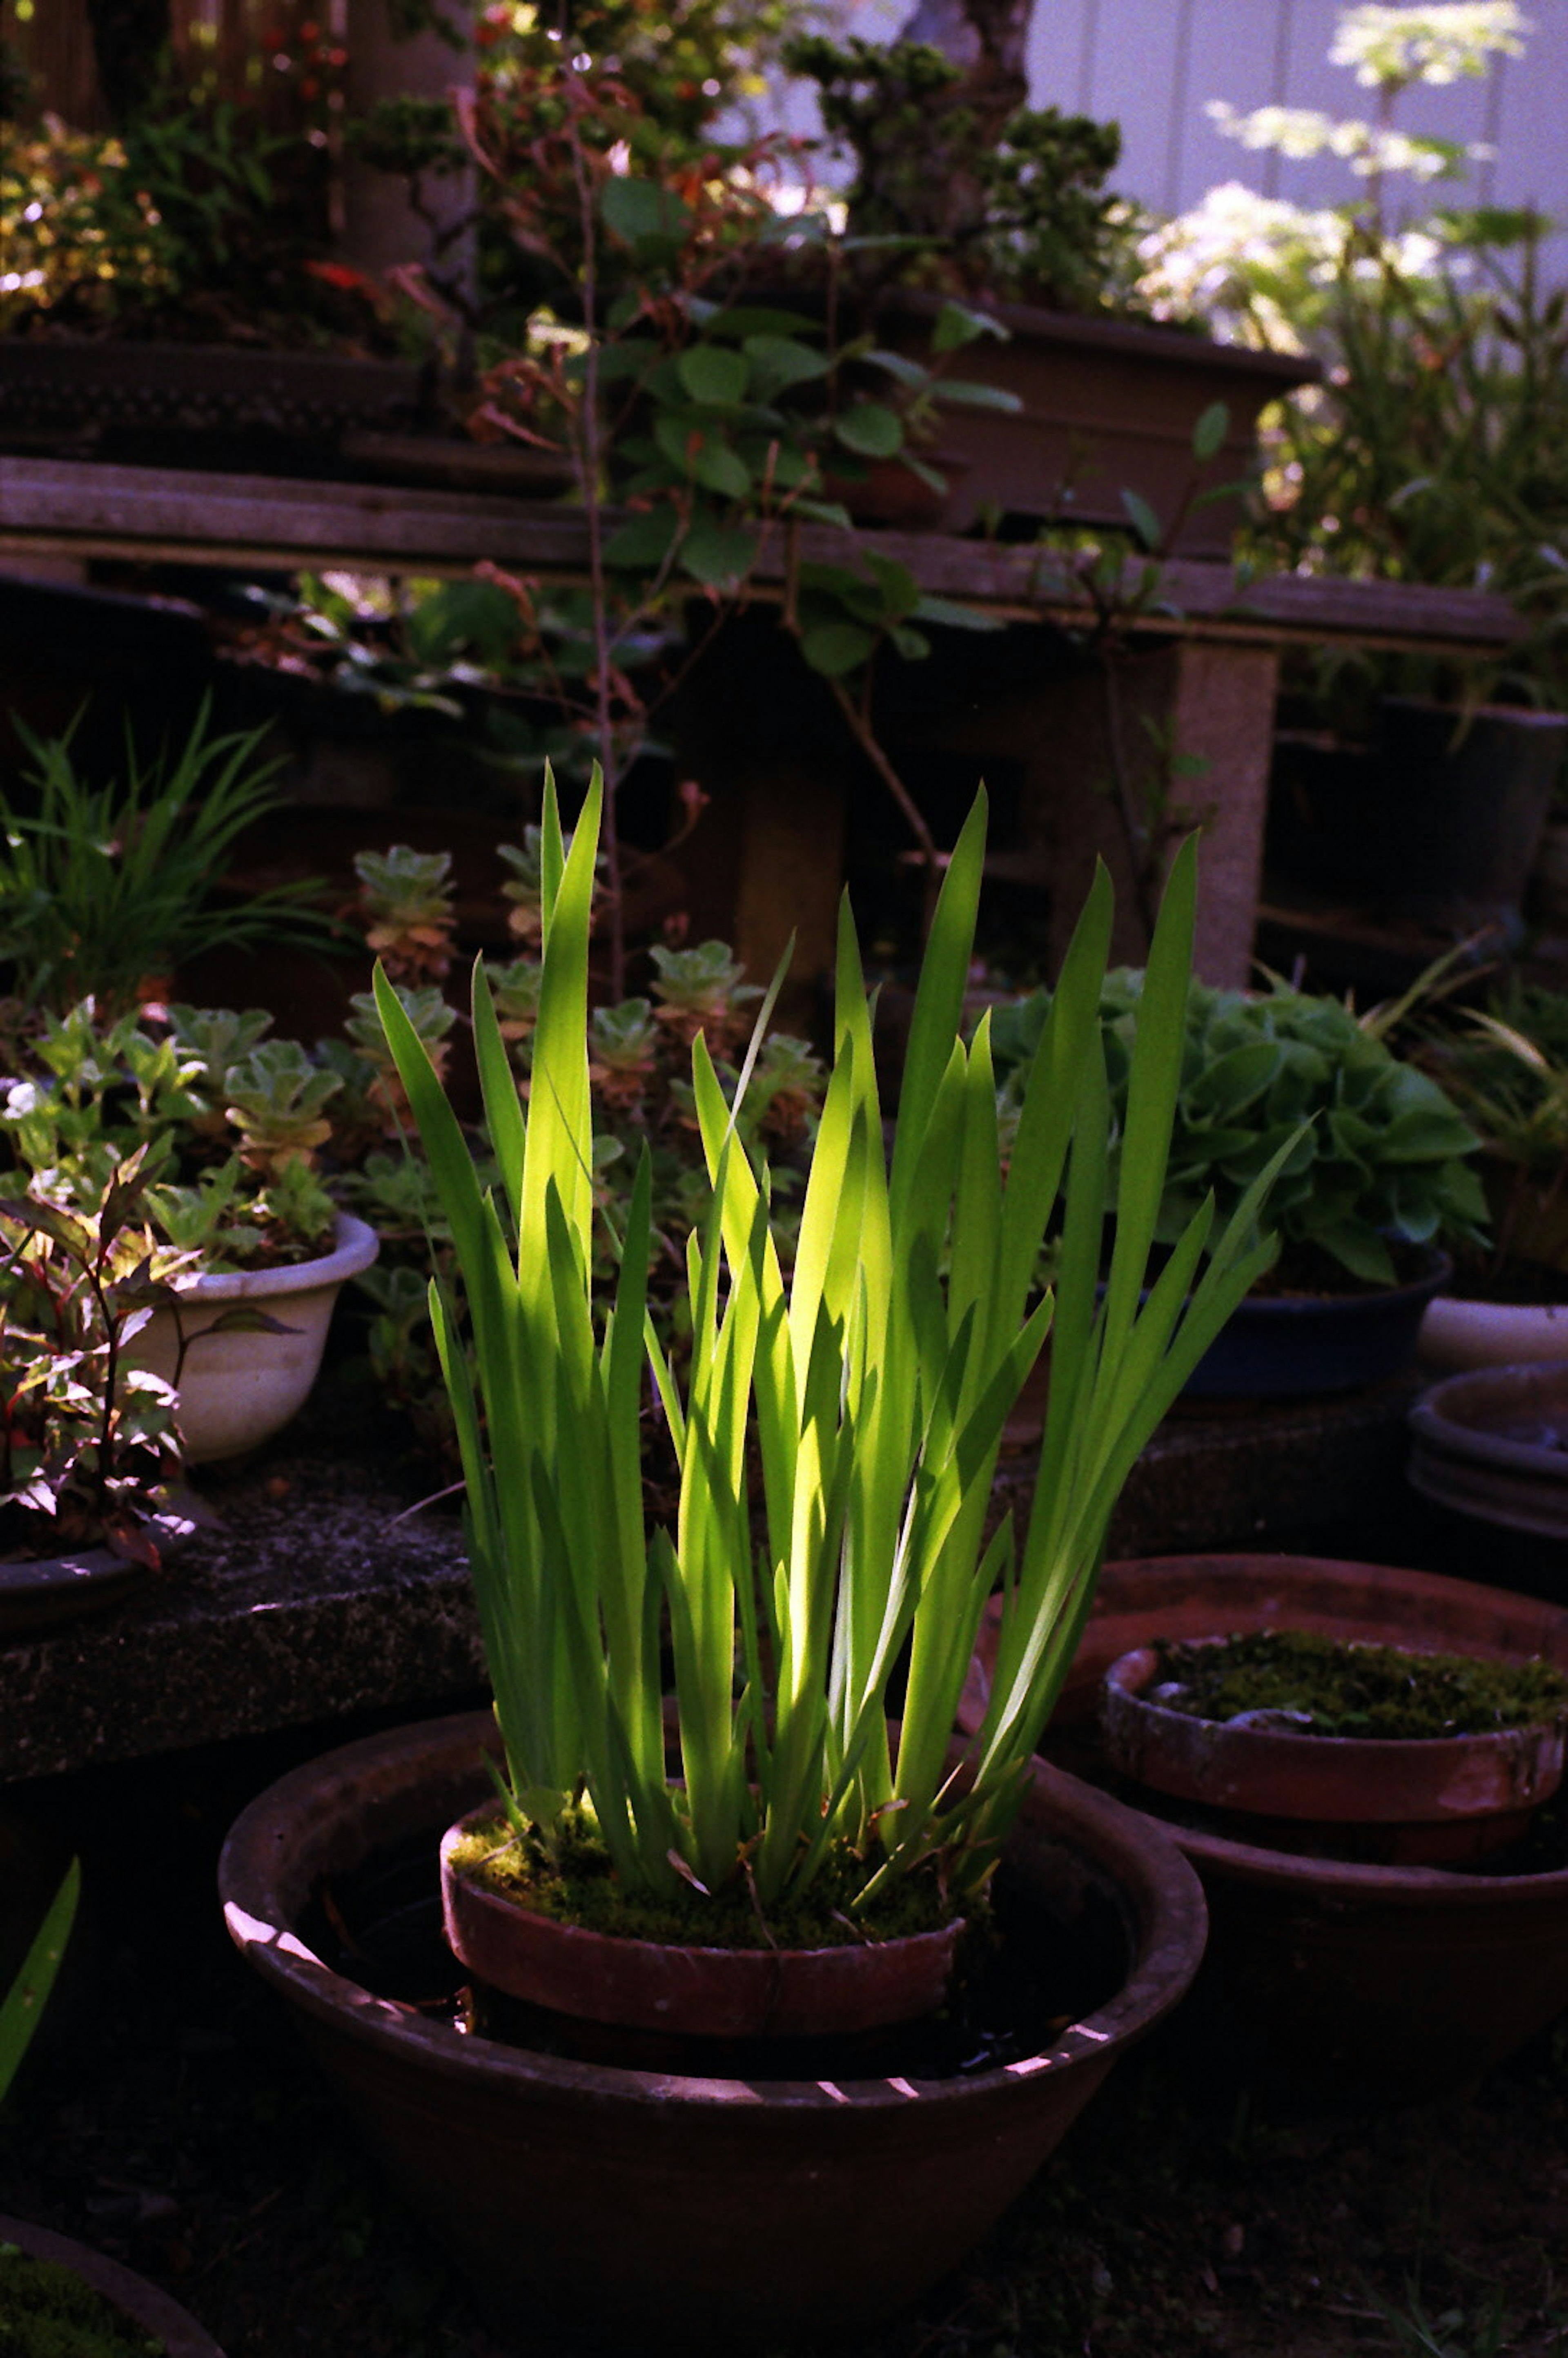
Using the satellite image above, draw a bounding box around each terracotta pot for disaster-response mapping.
[220,1711,1206,2350]
[0,2213,224,2356]
[128,1213,379,1462]
[441,1805,964,2037]
[1409,1360,1568,1547]
[1100,1638,1565,1865]
[961,1554,1568,2097]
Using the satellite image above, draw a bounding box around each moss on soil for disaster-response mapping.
[1152,1629,1568,1739]
[450,1803,959,1949]
[0,2247,165,2358]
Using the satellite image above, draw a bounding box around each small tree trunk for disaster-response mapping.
[84,0,171,123]
[860,0,1032,259]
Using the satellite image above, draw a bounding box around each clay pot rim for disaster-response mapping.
[1105,1638,1568,1762]
[0,1502,196,1631]
[442,1801,965,1964]
[1411,1360,1568,1479]
[0,2213,225,2357]
[967,1554,1568,1899]
[1157,1806,1568,1899]
[220,1710,1207,2113]
[170,1211,379,1303]
[441,1804,968,2036]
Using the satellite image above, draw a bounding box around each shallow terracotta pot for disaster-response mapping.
[441,1805,964,2037]
[220,1711,1206,2351]
[1100,1639,1565,1865]
[0,2214,224,2356]
[1409,1360,1568,1547]
[129,1214,379,1462]
[962,1554,1568,2097]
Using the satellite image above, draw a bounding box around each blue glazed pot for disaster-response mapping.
[1183,1251,1452,1401]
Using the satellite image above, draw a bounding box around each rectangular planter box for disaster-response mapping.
[883,296,1317,557]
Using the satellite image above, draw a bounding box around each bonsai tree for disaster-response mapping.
[784,28,1140,308]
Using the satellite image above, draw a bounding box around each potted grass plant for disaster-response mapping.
[218,776,1285,2345]
[962,1549,1568,2102]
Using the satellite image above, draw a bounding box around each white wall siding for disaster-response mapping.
[1026,0,1565,259]
[719,1,1564,271]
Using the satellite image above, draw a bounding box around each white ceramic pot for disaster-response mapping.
[130,1215,379,1463]
[1419,1292,1568,1375]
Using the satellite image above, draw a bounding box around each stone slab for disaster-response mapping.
[3,1374,1427,1787]
[0,1414,481,1785]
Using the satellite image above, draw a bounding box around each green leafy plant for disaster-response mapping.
[0,1151,186,1563]
[1139,3,1565,711]
[784,35,1144,310]
[0,702,338,1017]
[354,846,458,988]
[1413,983,1568,1275]
[0,112,171,328]
[993,971,1488,1290]
[374,771,1280,1925]
[3,998,341,1273]
[0,1857,78,2106]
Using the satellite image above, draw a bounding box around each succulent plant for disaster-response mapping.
[648,939,762,1057]
[354,845,457,987]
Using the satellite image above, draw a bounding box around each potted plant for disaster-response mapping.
[0,27,434,467]
[1099,1623,1568,1864]
[218,782,1283,2342]
[991,967,1488,1397]
[0,1150,194,1630]
[1147,4,1568,925]
[780,26,1316,553]
[0,1855,226,2354]
[1410,985,1568,1369]
[962,1549,1568,2101]
[2,997,378,1464]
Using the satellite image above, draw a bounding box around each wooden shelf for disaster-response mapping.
[0,455,1522,656]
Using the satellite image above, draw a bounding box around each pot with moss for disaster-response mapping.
[220,776,1285,2340]
[0,1864,225,2357]
[962,1552,1568,2099]
[992,971,1485,1400]
[0,2218,225,2358]
[1100,1627,1568,1865]
[783,35,1316,555]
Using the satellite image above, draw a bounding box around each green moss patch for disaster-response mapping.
[0,2245,165,2358]
[1149,1630,1568,1741]
[450,1805,958,1950]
